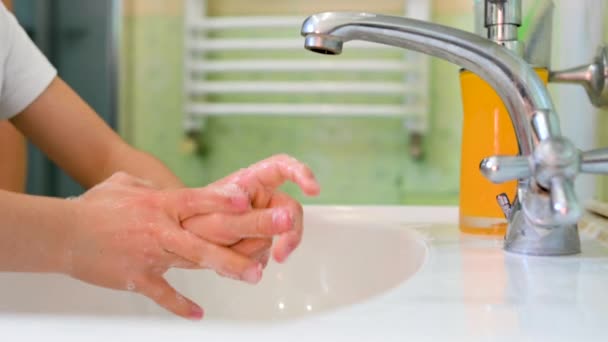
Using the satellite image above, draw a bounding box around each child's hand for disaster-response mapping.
[184,154,321,265]
[64,172,270,320]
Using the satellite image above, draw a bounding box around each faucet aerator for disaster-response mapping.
[304,35,343,55]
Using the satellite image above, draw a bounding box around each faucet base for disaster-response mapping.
[505,209,581,256]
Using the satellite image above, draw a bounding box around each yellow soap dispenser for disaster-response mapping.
[458,0,549,235]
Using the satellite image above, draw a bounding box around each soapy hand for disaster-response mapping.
[62,154,319,320]
[183,154,321,265]
[63,172,294,320]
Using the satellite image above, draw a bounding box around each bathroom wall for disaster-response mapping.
[120,0,474,205]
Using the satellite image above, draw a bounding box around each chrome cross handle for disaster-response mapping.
[481,110,608,229]
[480,138,582,227]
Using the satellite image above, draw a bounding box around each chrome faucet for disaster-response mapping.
[301,10,608,256]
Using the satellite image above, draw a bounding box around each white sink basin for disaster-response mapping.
[3,206,608,341]
[0,206,429,321]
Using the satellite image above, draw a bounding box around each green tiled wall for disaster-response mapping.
[120,11,471,205]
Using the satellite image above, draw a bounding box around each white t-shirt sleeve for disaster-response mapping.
[0,3,57,120]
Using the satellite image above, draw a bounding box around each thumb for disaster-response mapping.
[139,276,204,320]
[166,183,251,221]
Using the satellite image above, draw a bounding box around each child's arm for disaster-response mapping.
[10,77,184,189]
[0,121,26,192]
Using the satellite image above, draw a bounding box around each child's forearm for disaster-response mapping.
[102,143,184,189]
[0,190,76,273]
[0,121,26,192]
[11,77,184,190]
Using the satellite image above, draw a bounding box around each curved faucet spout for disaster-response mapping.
[301,12,557,156]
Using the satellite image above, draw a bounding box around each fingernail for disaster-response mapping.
[309,181,321,194]
[242,263,263,284]
[272,208,293,229]
[190,305,204,320]
[279,250,291,263]
[281,236,299,263]
[260,250,271,268]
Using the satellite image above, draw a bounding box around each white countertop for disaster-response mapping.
[2,205,608,342]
